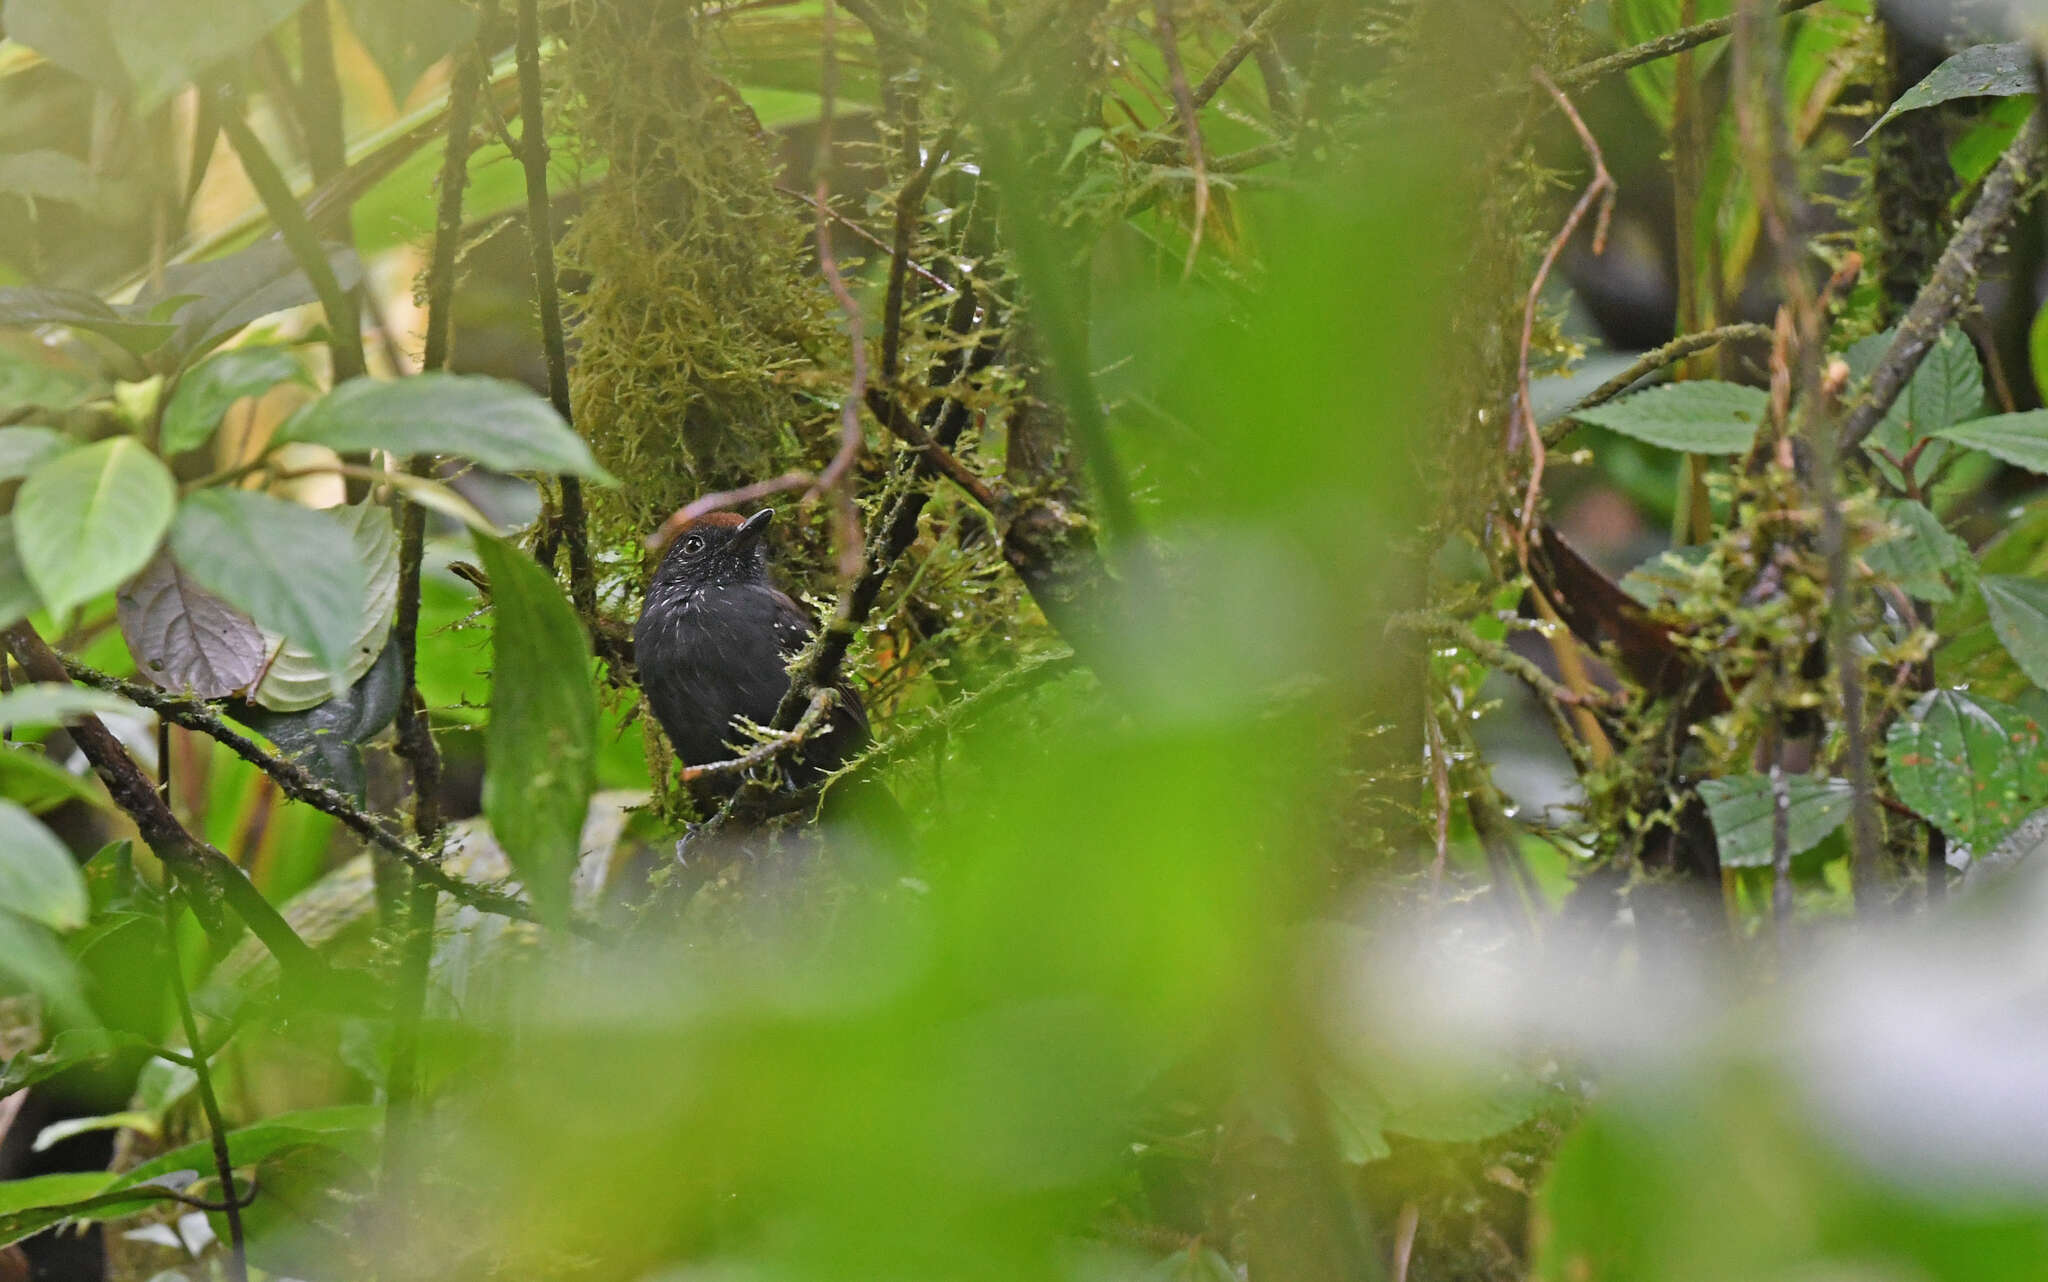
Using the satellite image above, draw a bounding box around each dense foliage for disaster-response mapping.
[1,1,2048,1280]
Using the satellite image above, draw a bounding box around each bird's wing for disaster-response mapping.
[766,588,817,659]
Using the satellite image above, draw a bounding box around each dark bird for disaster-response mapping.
[634,508,868,787]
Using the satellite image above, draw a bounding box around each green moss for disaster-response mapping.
[557,0,841,551]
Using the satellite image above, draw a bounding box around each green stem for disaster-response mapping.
[216,94,367,382]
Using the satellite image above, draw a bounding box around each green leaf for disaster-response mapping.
[1862,499,1969,604]
[14,437,175,619]
[0,524,42,631]
[0,352,96,416]
[1954,94,2034,185]
[0,913,89,1027]
[1937,410,2048,474]
[0,1176,214,1249]
[0,798,86,931]
[477,534,597,927]
[33,1111,156,1151]
[0,427,70,482]
[0,683,139,731]
[0,287,178,355]
[168,491,369,684]
[114,1104,379,1194]
[0,1028,155,1099]
[0,1173,129,1249]
[1862,42,2033,143]
[1847,327,1983,489]
[1569,381,1767,454]
[136,241,361,369]
[7,0,312,111]
[1699,773,1855,868]
[341,0,479,100]
[0,745,103,815]
[275,373,616,481]
[1980,576,2048,692]
[247,502,399,712]
[1612,0,1732,132]
[160,346,306,455]
[1887,689,2048,850]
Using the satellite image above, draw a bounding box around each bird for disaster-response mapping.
[633,507,868,790]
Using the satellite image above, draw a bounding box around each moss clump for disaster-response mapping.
[557,0,840,550]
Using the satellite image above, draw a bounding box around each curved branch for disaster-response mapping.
[1556,0,1826,91]
[57,659,608,942]
[1839,106,2048,451]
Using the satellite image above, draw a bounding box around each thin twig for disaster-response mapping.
[516,0,596,620]
[382,4,489,1242]
[1838,106,2048,451]
[1193,0,1289,109]
[774,180,955,298]
[812,0,870,583]
[1424,707,1451,894]
[681,690,836,781]
[1547,323,1774,444]
[1514,69,1616,543]
[164,893,249,1282]
[5,624,331,982]
[1555,0,1827,91]
[1155,0,1211,278]
[880,128,960,383]
[862,387,1003,510]
[57,659,606,941]
[216,93,366,382]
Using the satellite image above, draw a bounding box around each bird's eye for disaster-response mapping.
[682,535,705,554]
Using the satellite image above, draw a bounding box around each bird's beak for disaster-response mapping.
[735,508,774,547]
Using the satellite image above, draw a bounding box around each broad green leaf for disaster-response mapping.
[115,1104,380,1194]
[1612,0,1732,132]
[168,491,368,683]
[136,241,360,369]
[0,683,138,730]
[218,1142,376,1281]
[341,0,479,100]
[0,913,89,1027]
[14,437,175,618]
[275,373,615,481]
[0,799,86,930]
[1568,381,1768,454]
[0,287,178,355]
[0,1174,125,1249]
[0,426,69,481]
[0,524,42,631]
[1981,576,2048,691]
[117,553,267,698]
[32,1111,155,1151]
[1847,327,1983,489]
[1862,42,2032,142]
[159,346,306,455]
[0,1176,209,1249]
[1699,773,1854,868]
[6,0,311,111]
[248,502,399,712]
[0,353,95,416]
[1862,498,1969,603]
[1938,411,2048,474]
[0,1028,155,1099]
[1955,94,2034,185]
[1887,689,2048,849]
[477,534,597,927]
[0,745,103,814]
[0,150,127,210]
